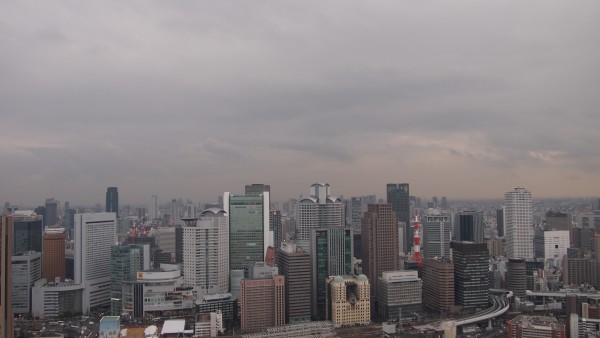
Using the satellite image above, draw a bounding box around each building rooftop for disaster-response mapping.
[510,315,565,331]
[45,226,65,234]
[202,293,233,302]
[144,325,158,335]
[161,319,186,335]
[12,210,37,216]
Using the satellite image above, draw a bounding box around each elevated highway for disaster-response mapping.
[414,290,512,331]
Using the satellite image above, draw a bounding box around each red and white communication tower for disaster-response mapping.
[411,216,423,267]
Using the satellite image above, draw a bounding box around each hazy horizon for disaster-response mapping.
[2,1,599,207]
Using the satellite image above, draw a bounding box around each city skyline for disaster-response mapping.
[2,1,600,206]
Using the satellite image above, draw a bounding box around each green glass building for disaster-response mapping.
[224,192,270,279]
[310,227,353,320]
[110,244,146,315]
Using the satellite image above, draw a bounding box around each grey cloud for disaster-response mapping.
[2,1,600,205]
[274,141,355,162]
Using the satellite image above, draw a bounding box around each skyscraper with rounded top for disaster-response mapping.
[296,183,344,252]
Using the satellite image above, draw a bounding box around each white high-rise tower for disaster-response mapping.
[296,183,344,251]
[182,208,229,295]
[74,212,116,312]
[149,195,159,221]
[504,187,533,259]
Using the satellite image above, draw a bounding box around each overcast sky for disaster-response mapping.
[2,1,600,207]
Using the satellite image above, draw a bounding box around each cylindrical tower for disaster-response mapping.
[506,258,527,300]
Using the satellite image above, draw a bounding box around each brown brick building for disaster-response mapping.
[42,226,66,282]
[361,204,399,302]
[240,275,285,333]
[422,258,454,313]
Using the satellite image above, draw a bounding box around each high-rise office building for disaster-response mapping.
[271,210,283,253]
[63,208,76,239]
[167,198,183,225]
[34,206,45,220]
[74,212,116,312]
[440,196,448,209]
[106,187,119,216]
[387,184,410,253]
[505,187,534,259]
[450,241,489,309]
[1,215,14,337]
[423,212,452,259]
[350,197,363,234]
[11,210,43,254]
[533,229,569,267]
[44,198,58,227]
[296,183,344,252]
[310,227,353,320]
[496,208,504,237]
[11,251,41,315]
[275,242,311,323]
[240,275,285,333]
[454,211,484,243]
[545,211,570,231]
[224,192,269,278]
[149,195,159,221]
[562,254,594,286]
[153,226,176,260]
[184,202,197,218]
[42,226,66,282]
[245,184,271,198]
[110,244,143,315]
[361,204,399,301]
[579,213,600,232]
[422,258,454,313]
[175,225,183,264]
[152,249,171,268]
[182,208,229,295]
[245,184,272,236]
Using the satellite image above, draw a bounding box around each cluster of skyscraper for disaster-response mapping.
[5,183,600,336]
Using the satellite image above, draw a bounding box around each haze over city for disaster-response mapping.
[2,1,599,206]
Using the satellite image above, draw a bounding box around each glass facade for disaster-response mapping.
[228,194,266,278]
[110,245,142,315]
[311,227,353,320]
[13,217,43,254]
[451,241,489,308]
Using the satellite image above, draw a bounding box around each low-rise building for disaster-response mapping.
[507,315,566,338]
[31,279,84,318]
[196,293,237,329]
[121,264,195,319]
[195,313,211,337]
[99,316,120,338]
[195,310,223,337]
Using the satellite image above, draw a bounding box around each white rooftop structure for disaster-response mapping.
[160,319,186,335]
[144,325,158,337]
[13,210,37,216]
